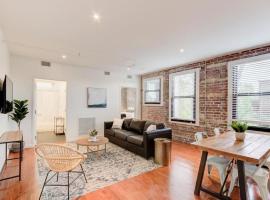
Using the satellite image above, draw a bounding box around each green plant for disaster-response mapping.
[89,129,98,137]
[231,121,248,133]
[9,100,29,131]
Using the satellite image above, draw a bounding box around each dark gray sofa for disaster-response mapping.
[104,119,172,159]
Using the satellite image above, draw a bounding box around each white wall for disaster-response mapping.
[0,28,10,171]
[10,55,140,147]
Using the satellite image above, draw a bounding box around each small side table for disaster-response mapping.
[154,138,171,166]
[0,131,23,181]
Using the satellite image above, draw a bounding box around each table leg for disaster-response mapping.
[237,160,247,200]
[194,151,208,195]
[19,141,22,181]
[105,144,107,153]
[77,144,79,150]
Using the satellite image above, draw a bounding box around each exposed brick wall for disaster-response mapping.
[141,45,270,143]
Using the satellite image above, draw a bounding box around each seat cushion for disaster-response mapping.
[129,119,146,134]
[127,135,144,146]
[105,128,115,136]
[114,129,135,140]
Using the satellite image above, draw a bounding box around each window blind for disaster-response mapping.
[232,59,270,129]
[144,78,161,104]
[171,71,196,123]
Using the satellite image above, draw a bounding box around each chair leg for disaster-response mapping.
[80,164,88,183]
[56,172,59,182]
[207,164,213,175]
[228,168,238,197]
[39,170,51,200]
[67,171,70,200]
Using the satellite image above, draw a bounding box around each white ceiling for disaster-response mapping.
[0,0,270,74]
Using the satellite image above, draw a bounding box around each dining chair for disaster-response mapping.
[228,163,269,200]
[35,143,88,200]
[194,132,230,186]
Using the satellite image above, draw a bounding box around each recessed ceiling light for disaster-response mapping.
[127,67,131,71]
[180,48,184,53]
[93,13,100,22]
[62,55,67,59]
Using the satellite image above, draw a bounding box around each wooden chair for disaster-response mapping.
[35,143,87,200]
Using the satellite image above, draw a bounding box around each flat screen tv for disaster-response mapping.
[0,75,13,114]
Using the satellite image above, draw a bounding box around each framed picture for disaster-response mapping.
[87,87,107,108]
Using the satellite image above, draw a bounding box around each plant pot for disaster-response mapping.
[235,132,246,141]
[89,136,97,142]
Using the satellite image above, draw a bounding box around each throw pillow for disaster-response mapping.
[146,124,156,132]
[122,118,133,130]
[112,118,124,129]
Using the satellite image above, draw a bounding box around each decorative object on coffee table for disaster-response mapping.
[88,129,98,141]
[75,136,109,157]
[9,99,29,152]
[231,121,248,141]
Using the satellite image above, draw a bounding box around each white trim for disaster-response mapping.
[169,68,200,126]
[227,53,270,127]
[142,76,163,106]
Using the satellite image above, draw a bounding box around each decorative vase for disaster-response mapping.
[89,136,97,142]
[235,132,246,141]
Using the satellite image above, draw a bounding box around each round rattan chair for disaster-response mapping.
[35,143,87,200]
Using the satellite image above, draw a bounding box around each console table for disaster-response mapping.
[0,131,23,181]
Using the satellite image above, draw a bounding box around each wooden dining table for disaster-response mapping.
[192,131,270,200]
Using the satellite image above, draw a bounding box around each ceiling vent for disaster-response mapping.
[41,61,51,67]
[127,75,133,79]
[104,71,110,76]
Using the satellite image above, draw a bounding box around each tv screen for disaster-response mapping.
[0,75,13,113]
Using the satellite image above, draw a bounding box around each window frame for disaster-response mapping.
[228,53,270,132]
[143,76,163,106]
[169,68,200,125]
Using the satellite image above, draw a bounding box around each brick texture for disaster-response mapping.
[141,45,270,143]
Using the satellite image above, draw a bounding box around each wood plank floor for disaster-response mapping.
[0,141,265,200]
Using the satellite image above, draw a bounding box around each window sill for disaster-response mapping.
[169,120,199,126]
[143,103,163,107]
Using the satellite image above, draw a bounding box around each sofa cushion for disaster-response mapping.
[114,129,135,140]
[122,118,133,130]
[144,121,165,132]
[105,128,115,136]
[127,135,144,146]
[129,120,146,134]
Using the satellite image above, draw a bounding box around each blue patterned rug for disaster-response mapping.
[37,142,160,200]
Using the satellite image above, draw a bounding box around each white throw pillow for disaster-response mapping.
[146,124,156,132]
[112,118,124,129]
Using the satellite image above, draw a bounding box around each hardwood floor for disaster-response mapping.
[0,141,265,200]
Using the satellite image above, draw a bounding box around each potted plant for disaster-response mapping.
[231,121,248,141]
[9,99,29,152]
[88,129,98,141]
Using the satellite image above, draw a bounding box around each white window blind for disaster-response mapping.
[143,77,162,104]
[232,59,270,129]
[170,70,198,123]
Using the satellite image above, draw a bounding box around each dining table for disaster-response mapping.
[192,131,270,200]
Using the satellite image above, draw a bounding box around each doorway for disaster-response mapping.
[121,87,137,118]
[34,79,67,144]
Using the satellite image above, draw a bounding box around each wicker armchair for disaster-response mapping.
[35,143,87,200]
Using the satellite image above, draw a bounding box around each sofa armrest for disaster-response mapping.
[143,128,172,140]
[104,121,113,130]
[143,128,172,159]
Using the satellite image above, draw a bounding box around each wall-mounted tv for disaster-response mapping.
[0,75,13,114]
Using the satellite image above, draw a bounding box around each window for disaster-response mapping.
[229,55,270,131]
[169,69,200,124]
[143,76,163,105]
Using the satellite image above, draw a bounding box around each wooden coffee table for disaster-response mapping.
[75,136,109,157]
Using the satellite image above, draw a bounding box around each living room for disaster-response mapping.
[0,1,270,200]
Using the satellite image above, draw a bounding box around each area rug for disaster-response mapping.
[37,142,160,200]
